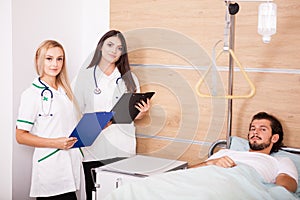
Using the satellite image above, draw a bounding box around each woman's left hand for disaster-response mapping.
[135,98,151,120]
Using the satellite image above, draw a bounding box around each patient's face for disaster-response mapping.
[248,119,273,151]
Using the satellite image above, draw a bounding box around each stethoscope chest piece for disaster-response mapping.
[94,87,101,94]
[94,66,102,95]
[38,77,54,117]
[93,65,124,95]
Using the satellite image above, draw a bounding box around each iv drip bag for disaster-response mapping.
[258,2,277,43]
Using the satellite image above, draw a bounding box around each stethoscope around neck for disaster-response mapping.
[38,77,53,116]
[93,65,123,95]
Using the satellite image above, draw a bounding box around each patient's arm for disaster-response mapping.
[276,173,297,193]
[190,156,236,168]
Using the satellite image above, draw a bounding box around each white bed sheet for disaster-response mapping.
[105,163,298,200]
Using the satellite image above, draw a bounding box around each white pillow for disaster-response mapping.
[229,136,249,151]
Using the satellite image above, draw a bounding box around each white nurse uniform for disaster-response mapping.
[16,77,82,197]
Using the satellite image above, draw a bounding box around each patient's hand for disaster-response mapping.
[189,156,236,168]
[206,156,237,168]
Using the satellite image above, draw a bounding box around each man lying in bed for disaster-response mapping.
[191,112,298,193]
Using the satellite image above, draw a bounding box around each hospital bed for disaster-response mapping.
[100,2,300,198]
[102,136,300,200]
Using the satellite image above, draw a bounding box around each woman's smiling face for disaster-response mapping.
[101,36,123,65]
[42,47,64,78]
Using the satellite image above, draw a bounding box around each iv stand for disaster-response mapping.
[204,1,258,156]
[226,2,238,148]
[208,1,239,155]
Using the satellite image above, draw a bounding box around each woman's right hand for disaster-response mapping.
[16,128,78,149]
[56,137,78,150]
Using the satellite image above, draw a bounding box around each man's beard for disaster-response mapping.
[248,136,272,151]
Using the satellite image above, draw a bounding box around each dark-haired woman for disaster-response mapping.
[73,30,150,199]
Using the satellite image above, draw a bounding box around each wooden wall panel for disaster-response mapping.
[111,0,300,68]
[110,0,300,163]
[136,138,210,166]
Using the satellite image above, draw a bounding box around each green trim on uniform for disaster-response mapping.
[38,149,60,162]
[38,148,84,162]
[79,148,85,157]
[17,119,34,125]
[32,83,45,89]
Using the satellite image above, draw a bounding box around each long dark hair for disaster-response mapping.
[249,112,284,153]
[87,30,136,92]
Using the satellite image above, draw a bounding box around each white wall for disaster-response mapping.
[0,0,13,199]
[9,0,109,199]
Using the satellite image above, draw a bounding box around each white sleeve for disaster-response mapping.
[277,157,298,184]
[16,89,38,131]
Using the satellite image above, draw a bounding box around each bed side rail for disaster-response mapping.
[280,146,300,154]
[208,139,227,157]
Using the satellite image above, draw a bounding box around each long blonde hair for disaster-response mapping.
[35,40,74,101]
[35,40,81,119]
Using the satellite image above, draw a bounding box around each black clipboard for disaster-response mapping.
[110,92,155,124]
[70,111,114,148]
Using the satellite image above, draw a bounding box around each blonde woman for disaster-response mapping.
[16,40,82,199]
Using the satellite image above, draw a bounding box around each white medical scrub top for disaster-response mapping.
[73,66,140,161]
[16,77,82,197]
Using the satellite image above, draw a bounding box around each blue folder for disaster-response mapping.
[70,111,114,148]
[38,111,114,162]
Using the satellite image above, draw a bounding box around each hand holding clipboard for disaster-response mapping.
[38,112,114,162]
[110,92,155,124]
[134,97,151,120]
